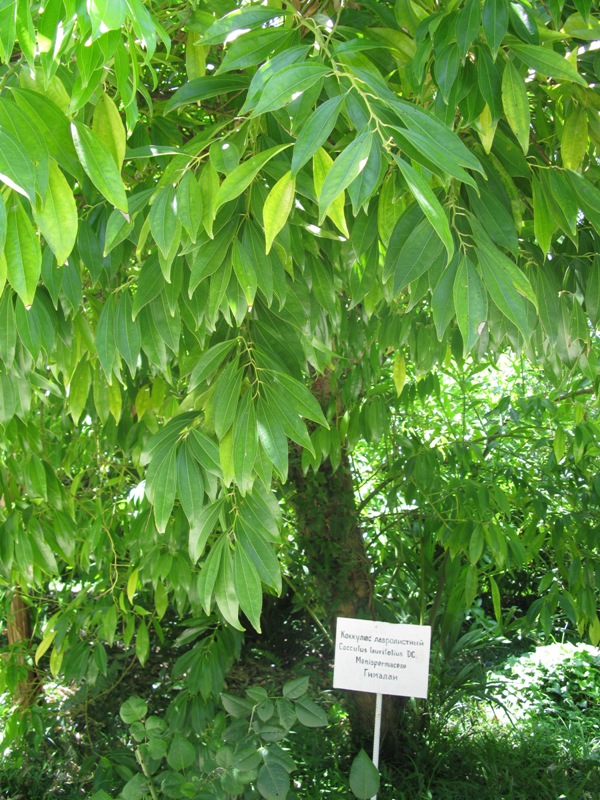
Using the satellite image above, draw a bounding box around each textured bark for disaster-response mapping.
[7,590,41,708]
[288,449,402,747]
[289,452,374,625]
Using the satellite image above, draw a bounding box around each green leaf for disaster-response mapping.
[384,216,445,296]
[478,235,537,308]
[219,428,235,488]
[188,429,222,476]
[12,89,81,180]
[176,170,202,243]
[482,0,509,59]
[263,384,314,455]
[478,244,535,339]
[88,0,126,38]
[432,257,458,340]
[534,265,561,343]
[104,208,134,257]
[202,6,290,45]
[231,238,257,306]
[177,445,204,527]
[233,391,257,495]
[295,697,327,727]
[15,297,41,358]
[257,398,289,481]
[454,255,487,354]
[120,696,148,724]
[93,93,126,171]
[33,160,77,266]
[477,47,503,123]
[96,294,119,380]
[313,147,349,236]
[0,0,16,64]
[164,76,250,114]
[319,132,372,223]
[131,256,163,321]
[0,96,49,199]
[561,103,588,172]
[243,47,313,114]
[511,43,587,86]
[188,496,225,563]
[218,27,295,75]
[467,183,518,257]
[5,198,41,307]
[392,352,407,396]
[456,0,481,59]
[120,774,147,800]
[0,193,5,256]
[509,3,539,43]
[263,171,295,254]
[532,174,554,255]
[490,575,502,623]
[149,184,178,258]
[68,359,91,424]
[93,369,110,424]
[189,339,238,391]
[15,1,35,68]
[268,370,328,428]
[0,253,6,300]
[233,745,262,771]
[0,127,36,201]
[434,43,460,102]
[213,358,243,439]
[149,445,177,533]
[221,692,254,719]
[167,734,196,771]
[584,255,600,326]
[566,170,600,237]
[390,126,477,188]
[256,762,290,800]
[135,621,150,667]
[465,564,478,606]
[347,136,384,214]
[349,749,380,800]
[71,121,128,212]
[215,544,244,630]
[0,291,16,368]
[126,0,160,58]
[189,220,237,296]
[115,292,141,377]
[251,63,330,116]
[215,144,291,213]
[237,518,281,593]
[0,372,15,423]
[233,542,263,632]
[283,676,309,699]
[502,59,530,154]
[393,155,454,258]
[389,98,484,174]
[291,94,345,177]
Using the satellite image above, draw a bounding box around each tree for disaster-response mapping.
[0,0,599,763]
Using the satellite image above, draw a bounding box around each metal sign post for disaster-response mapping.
[372,692,383,800]
[332,618,432,799]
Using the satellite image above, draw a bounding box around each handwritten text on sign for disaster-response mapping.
[333,618,432,698]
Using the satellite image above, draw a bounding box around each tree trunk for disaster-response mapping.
[288,449,401,747]
[289,451,374,625]
[7,589,41,709]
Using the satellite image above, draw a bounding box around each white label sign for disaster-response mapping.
[333,617,431,698]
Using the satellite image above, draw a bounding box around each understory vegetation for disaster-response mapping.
[2,626,600,799]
